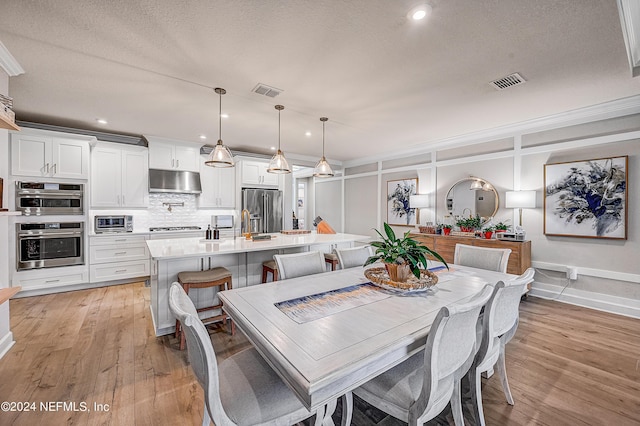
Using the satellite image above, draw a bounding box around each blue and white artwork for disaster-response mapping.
[387,178,418,226]
[544,156,627,239]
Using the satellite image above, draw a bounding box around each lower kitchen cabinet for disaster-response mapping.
[89,234,150,283]
[12,265,89,292]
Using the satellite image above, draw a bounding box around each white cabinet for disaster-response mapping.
[198,155,236,208]
[91,143,148,208]
[241,160,279,187]
[89,234,150,283]
[148,140,200,172]
[12,265,89,292]
[11,133,90,179]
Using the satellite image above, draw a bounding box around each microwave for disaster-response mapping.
[95,215,133,233]
[16,181,84,215]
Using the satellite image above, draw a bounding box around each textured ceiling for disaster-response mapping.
[0,0,638,163]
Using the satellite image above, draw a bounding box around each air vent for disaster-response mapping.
[252,83,283,98]
[489,73,526,90]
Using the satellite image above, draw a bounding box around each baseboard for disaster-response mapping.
[14,276,149,298]
[0,331,15,360]
[529,281,640,319]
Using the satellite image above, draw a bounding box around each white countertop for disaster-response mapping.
[146,232,371,260]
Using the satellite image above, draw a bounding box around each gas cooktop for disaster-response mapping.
[149,226,202,232]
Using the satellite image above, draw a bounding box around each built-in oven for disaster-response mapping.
[16,181,84,215]
[16,222,84,271]
[95,215,133,233]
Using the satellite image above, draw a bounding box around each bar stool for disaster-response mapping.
[262,260,278,283]
[175,267,235,350]
[324,253,339,271]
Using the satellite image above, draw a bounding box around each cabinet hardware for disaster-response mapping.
[176,159,179,168]
[115,239,127,242]
[45,163,50,173]
[172,158,175,167]
[115,269,127,273]
[52,163,57,174]
[45,279,60,283]
[114,251,127,255]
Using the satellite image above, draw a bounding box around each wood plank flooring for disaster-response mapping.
[0,282,638,425]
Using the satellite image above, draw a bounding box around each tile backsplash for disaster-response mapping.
[90,193,237,233]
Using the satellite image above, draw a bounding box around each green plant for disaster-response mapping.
[455,215,482,230]
[365,222,449,278]
[495,221,509,231]
[441,224,453,229]
[483,225,496,232]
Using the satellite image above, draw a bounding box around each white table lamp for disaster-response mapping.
[505,190,536,227]
[409,194,430,209]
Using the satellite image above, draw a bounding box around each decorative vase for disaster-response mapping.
[484,231,493,239]
[385,263,412,282]
[443,227,451,235]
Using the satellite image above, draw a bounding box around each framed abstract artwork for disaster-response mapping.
[544,156,628,239]
[387,178,418,226]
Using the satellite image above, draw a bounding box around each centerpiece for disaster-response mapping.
[364,223,448,291]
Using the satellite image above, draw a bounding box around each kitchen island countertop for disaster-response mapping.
[146,232,371,260]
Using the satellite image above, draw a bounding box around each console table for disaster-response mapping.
[409,233,531,275]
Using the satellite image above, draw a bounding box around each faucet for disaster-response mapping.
[462,208,472,218]
[241,209,251,239]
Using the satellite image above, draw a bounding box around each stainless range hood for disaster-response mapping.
[149,169,202,194]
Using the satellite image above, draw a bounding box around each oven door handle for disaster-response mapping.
[19,232,83,239]
[17,192,83,198]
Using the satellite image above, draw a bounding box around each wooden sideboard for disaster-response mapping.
[409,233,531,275]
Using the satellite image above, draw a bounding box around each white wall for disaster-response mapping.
[327,97,640,318]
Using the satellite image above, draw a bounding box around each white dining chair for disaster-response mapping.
[273,251,326,280]
[168,282,327,426]
[334,245,374,269]
[350,285,494,426]
[466,268,535,426]
[454,244,511,273]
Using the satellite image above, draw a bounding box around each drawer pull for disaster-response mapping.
[45,279,60,283]
[114,251,127,255]
[115,239,127,242]
[115,269,127,273]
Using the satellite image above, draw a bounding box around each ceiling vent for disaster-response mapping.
[489,73,526,90]
[252,83,283,98]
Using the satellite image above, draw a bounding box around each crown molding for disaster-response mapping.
[343,95,640,169]
[0,41,25,77]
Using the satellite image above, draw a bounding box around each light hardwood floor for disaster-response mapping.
[0,282,638,425]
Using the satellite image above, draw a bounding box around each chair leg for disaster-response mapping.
[341,392,353,426]
[451,379,465,426]
[467,365,486,426]
[202,403,211,426]
[313,404,325,426]
[262,267,268,283]
[497,344,514,405]
[273,269,278,281]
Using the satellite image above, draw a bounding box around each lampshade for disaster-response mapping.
[409,194,430,208]
[505,191,536,208]
[205,87,235,168]
[267,105,291,174]
[313,117,334,177]
[469,179,484,190]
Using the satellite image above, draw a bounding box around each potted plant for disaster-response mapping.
[365,223,448,282]
[441,224,452,235]
[456,215,482,232]
[482,226,495,239]
[495,221,509,233]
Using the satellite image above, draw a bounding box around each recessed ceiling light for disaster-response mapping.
[305,131,312,137]
[96,118,108,125]
[199,135,207,140]
[408,4,432,20]
[220,113,229,119]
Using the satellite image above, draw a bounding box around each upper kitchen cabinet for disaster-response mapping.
[147,137,200,172]
[91,142,148,208]
[11,131,90,179]
[198,154,235,208]
[240,159,279,188]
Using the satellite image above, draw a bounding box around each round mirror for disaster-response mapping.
[445,177,499,224]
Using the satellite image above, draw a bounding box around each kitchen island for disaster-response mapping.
[146,232,370,336]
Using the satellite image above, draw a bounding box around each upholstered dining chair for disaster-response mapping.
[168,282,327,426]
[273,251,326,280]
[454,244,511,273]
[334,245,374,269]
[466,267,535,426]
[350,285,494,426]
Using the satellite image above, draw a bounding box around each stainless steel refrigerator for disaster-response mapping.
[241,188,283,233]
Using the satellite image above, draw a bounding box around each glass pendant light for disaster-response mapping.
[313,117,334,178]
[267,104,291,174]
[205,87,235,168]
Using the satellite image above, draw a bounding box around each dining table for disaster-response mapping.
[218,263,515,425]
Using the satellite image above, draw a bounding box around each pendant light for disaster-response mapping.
[313,117,334,177]
[205,87,235,168]
[267,104,291,174]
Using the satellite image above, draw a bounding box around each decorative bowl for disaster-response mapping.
[364,267,438,292]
